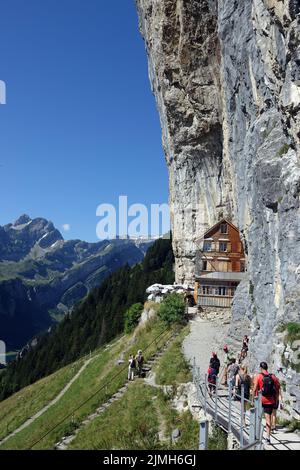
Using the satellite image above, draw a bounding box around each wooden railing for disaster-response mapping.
[198,295,233,308]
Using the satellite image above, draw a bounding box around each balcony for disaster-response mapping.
[196,271,246,282]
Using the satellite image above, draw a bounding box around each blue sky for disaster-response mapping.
[0,0,169,242]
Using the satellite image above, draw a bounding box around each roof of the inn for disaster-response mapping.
[203,219,239,239]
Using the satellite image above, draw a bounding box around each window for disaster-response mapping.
[203,241,212,251]
[201,286,212,295]
[220,223,228,234]
[217,286,227,296]
[240,261,245,272]
[219,242,227,252]
[202,260,208,271]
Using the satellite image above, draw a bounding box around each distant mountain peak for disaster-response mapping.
[0,215,63,262]
[13,214,32,226]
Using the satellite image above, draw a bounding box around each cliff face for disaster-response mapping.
[137,0,300,414]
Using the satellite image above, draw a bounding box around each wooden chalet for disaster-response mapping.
[194,219,245,308]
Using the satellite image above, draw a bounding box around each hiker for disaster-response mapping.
[128,354,136,381]
[209,352,220,376]
[207,364,217,396]
[272,381,284,432]
[222,344,234,385]
[135,350,144,377]
[252,361,280,445]
[239,335,249,363]
[227,358,239,391]
[234,365,251,422]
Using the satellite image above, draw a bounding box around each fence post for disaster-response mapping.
[199,419,209,450]
[249,408,256,448]
[228,380,232,433]
[214,377,218,423]
[240,384,245,448]
[257,392,264,449]
[204,373,208,416]
[254,396,259,441]
[193,357,196,382]
[196,367,201,403]
[227,380,234,450]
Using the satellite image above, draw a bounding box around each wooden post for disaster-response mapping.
[194,282,198,305]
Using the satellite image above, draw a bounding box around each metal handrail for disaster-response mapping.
[192,362,263,450]
[239,439,261,451]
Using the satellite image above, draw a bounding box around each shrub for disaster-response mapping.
[285,322,300,344]
[280,322,300,373]
[278,418,300,432]
[208,425,227,450]
[124,303,144,333]
[278,143,290,156]
[157,293,186,325]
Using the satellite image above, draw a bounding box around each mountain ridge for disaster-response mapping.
[0,214,152,350]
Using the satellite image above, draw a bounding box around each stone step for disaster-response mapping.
[55,333,181,451]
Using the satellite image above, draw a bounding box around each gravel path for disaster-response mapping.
[182,315,230,376]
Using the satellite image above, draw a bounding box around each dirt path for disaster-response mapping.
[0,354,97,446]
[55,331,180,450]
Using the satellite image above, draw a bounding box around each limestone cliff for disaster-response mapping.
[136,0,300,415]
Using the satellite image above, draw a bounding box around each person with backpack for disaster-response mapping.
[252,361,280,444]
[128,354,136,381]
[234,365,251,423]
[207,364,217,396]
[209,352,220,376]
[135,350,144,378]
[227,358,239,391]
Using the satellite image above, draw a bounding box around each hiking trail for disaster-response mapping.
[55,330,180,450]
[183,312,300,451]
[0,353,99,447]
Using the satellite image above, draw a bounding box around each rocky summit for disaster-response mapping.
[0,215,151,350]
[137,0,300,414]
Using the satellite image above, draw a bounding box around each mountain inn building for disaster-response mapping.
[194,219,245,308]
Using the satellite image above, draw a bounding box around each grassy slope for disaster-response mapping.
[69,383,199,450]
[0,316,177,450]
[69,323,199,450]
[154,325,192,386]
[0,314,228,451]
[0,358,84,441]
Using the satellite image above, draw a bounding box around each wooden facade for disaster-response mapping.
[195,219,245,308]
